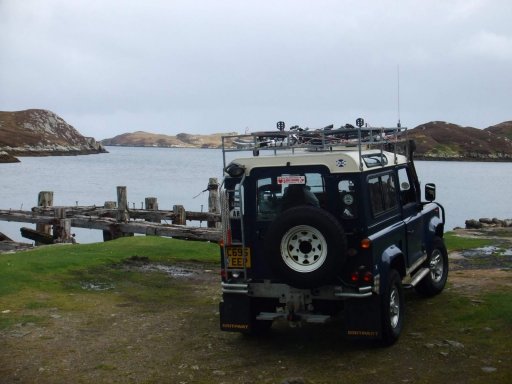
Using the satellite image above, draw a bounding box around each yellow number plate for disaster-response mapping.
[226,247,251,268]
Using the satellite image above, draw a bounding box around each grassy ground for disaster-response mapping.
[1,232,511,383]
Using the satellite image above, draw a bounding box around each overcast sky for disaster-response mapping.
[1,0,511,140]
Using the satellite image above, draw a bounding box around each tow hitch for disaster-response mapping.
[255,289,331,325]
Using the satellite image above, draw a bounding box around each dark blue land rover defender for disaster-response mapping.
[219,121,447,345]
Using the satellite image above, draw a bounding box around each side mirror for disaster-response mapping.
[425,183,436,202]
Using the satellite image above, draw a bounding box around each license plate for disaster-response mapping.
[226,247,251,268]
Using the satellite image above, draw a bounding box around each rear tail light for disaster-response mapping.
[351,267,374,285]
[360,238,371,249]
[362,271,374,283]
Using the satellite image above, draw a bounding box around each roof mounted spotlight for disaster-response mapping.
[224,162,246,178]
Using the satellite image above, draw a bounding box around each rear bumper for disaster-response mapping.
[221,281,373,299]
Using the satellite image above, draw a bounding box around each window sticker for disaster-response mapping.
[277,175,305,185]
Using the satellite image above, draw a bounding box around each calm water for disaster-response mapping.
[1,147,511,243]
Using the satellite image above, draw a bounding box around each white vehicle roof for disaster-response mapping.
[222,125,410,176]
[228,150,408,175]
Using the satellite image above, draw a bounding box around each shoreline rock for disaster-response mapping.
[0,150,20,163]
[465,218,512,229]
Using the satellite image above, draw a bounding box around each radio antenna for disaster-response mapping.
[397,64,401,128]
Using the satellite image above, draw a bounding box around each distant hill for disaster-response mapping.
[102,131,238,148]
[408,121,512,160]
[485,121,512,140]
[103,121,512,161]
[3,110,512,163]
[0,109,106,162]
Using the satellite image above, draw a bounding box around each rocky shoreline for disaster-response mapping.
[0,145,107,163]
[465,217,512,229]
[0,151,20,163]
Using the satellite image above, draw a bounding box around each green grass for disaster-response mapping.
[444,231,494,252]
[457,291,512,327]
[0,236,219,297]
[0,236,219,328]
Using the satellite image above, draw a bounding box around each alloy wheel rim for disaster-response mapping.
[280,225,328,273]
[389,286,400,328]
[430,249,444,283]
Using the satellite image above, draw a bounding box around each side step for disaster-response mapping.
[256,312,331,324]
[403,267,430,288]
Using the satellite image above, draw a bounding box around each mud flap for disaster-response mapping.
[343,295,382,340]
[219,294,252,333]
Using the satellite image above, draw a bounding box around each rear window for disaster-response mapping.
[256,173,324,220]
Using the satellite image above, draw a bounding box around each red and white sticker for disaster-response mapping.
[277,175,305,185]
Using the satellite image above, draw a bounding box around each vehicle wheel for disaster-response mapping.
[264,206,347,288]
[381,269,404,346]
[415,237,448,297]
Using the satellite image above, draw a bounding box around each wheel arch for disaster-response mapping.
[379,245,406,287]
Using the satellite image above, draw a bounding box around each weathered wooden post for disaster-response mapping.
[104,187,133,241]
[38,191,54,208]
[104,201,117,210]
[36,191,53,245]
[102,201,116,241]
[53,208,72,243]
[145,197,159,223]
[207,177,220,228]
[117,186,129,223]
[173,205,186,225]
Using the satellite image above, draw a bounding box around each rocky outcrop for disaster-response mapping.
[409,121,512,161]
[0,109,107,162]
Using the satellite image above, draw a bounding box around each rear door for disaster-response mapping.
[248,166,329,279]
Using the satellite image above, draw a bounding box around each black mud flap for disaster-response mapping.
[219,294,252,333]
[343,295,382,340]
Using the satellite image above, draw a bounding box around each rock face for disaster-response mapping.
[408,121,512,161]
[0,109,106,162]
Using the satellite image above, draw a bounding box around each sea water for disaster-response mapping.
[1,146,511,243]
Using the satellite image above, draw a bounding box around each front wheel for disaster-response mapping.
[381,269,404,346]
[415,237,448,297]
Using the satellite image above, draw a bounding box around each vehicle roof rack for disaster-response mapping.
[221,123,409,170]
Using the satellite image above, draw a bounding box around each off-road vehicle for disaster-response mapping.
[218,120,447,345]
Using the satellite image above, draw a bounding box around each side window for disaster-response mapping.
[381,173,397,210]
[338,179,357,219]
[368,172,398,217]
[397,167,417,206]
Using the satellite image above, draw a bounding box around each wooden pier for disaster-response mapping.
[0,179,222,244]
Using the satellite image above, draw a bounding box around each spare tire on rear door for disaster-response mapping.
[264,206,347,288]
